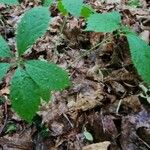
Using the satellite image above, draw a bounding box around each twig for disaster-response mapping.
[134,133,150,149]
[63,113,82,150]
[116,99,123,114]
[63,113,74,128]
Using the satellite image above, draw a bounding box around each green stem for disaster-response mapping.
[67,35,112,68]
[60,16,67,34]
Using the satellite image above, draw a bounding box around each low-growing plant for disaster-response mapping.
[57,0,95,18]
[59,0,150,82]
[0,6,70,122]
[56,0,150,85]
[83,128,93,142]
[85,11,150,85]
[0,0,150,123]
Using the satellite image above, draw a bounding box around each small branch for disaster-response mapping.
[134,133,150,149]
[116,99,123,114]
[63,113,82,150]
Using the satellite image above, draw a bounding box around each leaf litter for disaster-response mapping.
[0,0,150,149]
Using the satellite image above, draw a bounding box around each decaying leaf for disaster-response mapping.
[83,141,110,150]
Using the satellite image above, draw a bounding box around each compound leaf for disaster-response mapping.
[0,63,11,82]
[43,0,53,7]
[25,60,70,91]
[126,33,150,84]
[61,0,83,17]
[0,36,12,58]
[10,68,41,122]
[0,0,18,5]
[17,7,50,55]
[86,11,121,32]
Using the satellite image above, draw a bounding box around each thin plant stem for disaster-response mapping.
[60,16,67,34]
[67,35,113,68]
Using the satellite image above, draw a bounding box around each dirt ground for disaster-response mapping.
[0,0,150,149]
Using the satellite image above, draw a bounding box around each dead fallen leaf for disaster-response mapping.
[122,95,141,112]
[83,141,110,150]
[87,65,104,81]
[101,115,118,138]
[68,81,104,111]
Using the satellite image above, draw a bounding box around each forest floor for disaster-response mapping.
[0,0,150,149]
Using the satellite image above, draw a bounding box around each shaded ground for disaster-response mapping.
[0,0,150,149]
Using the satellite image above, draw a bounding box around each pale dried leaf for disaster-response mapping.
[83,141,110,150]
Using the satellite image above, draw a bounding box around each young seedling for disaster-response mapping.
[57,0,94,18]
[83,128,93,142]
[1,0,150,123]
[56,0,150,87]
[85,10,150,85]
[57,0,95,33]
[0,6,70,122]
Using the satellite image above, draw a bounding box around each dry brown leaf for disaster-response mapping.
[1,128,33,150]
[102,115,118,137]
[104,68,137,81]
[87,65,104,81]
[68,82,104,111]
[122,95,141,112]
[83,141,110,150]
[109,81,126,94]
[90,32,103,46]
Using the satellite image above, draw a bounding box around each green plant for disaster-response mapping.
[1,0,150,123]
[0,0,19,5]
[126,32,150,84]
[83,128,93,141]
[57,0,94,18]
[85,11,121,32]
[5,121,17,134]
[57,0,150,86]
[84,10,150,85]
[0,7,70,122]
[128,0,141,8]
[42,0,53,7]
